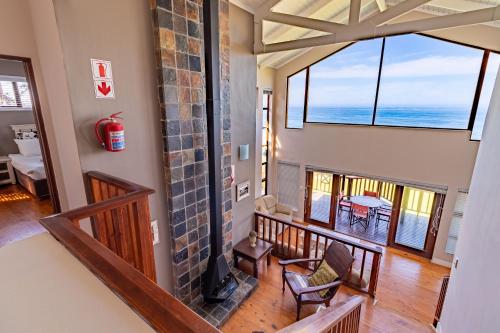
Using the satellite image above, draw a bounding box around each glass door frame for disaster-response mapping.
[387,185,445,259]
[304,171,340,229]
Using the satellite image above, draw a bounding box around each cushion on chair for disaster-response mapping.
[274,213,292,222]
[307,261,339,297]
[262,195,277,210]
[285,272,324,303]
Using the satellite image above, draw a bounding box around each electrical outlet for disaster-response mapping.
[151,220,159,245]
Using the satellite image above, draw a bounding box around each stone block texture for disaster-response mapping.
[150,0,233,304]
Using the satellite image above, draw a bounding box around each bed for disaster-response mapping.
[8,124,49,199]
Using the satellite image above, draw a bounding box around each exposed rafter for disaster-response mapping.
[256,4,500,54]
[254,0,500,55]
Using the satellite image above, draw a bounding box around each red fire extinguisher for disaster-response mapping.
[95,112,125,152]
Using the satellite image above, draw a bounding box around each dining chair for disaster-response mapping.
[350,203,369,231]
[337,191,352,216]
[364,190,378,198]
[376,207,391,229]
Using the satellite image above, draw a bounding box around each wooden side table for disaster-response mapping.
[233,238,273,278]
[0,156,16,185]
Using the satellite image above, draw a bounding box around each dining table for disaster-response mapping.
[349,195,385,208]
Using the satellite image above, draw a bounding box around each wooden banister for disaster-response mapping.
[255,211,383,297]
[40,171,220,333]
[277,296,364,333]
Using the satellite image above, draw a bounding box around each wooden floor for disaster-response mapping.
[0,185,52,248]
[222,246,449,333]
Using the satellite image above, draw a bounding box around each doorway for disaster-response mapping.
[0,55,59,247]
[304,170,445,258]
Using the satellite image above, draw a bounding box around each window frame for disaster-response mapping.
[284,33,498,141]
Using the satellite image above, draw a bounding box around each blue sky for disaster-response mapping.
[303,34,485,108]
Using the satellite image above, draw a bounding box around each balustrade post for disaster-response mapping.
[368,252,381,297]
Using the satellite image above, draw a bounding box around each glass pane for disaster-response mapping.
[310,172,332,223]
[261,149,267,163]
[471,53,500,140]
[307,39,382,125]
[286,69,307,128]
[395,187,435,250]
[261,181,267,196]
[262,132,267,145]
[262,109,268,128]
[17,81,32,108]
[375,35,483,129]
[263,93,268,108]
[261,164,267,179]
[0,81,17,107]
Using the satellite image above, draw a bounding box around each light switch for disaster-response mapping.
[151,220,160,245]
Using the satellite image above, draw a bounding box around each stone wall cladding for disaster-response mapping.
[150,0,232,304]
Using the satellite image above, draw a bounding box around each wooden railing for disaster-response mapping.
[277,296,363,333]
[255,212,383,297]
[40,171,219,333]
[433,275,450,327]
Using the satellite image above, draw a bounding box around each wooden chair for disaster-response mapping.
[350,203,369,231]
[376,207,391,229]
[337,191,352,216]
[279,241,355,321]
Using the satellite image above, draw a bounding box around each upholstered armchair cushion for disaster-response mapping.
[276,203,292,215]
[256,195,293,222]
[308,261,339,297]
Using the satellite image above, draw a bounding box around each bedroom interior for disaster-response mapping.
[0,56,56,247]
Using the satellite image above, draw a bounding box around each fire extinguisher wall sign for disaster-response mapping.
[95,112,126,152]
[90,59,115,99]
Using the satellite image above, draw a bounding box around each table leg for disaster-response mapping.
[253,260,258,278]
[234,253,239,269]
[267,253,271,266]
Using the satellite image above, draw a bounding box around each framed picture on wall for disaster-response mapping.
[236,180,250,202]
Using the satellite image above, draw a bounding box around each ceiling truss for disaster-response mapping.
[254,0,500,54]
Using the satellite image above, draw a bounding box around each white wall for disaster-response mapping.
[439,65,500,333]
[266,22,500,263]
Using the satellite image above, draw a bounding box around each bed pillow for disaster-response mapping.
[14,139,41,156]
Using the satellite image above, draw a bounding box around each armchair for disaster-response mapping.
[255,195,293,222]
[279,241,355,320]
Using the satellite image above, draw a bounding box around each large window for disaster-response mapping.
[285,34,498,140]
[375,35,483,129]
[471,52,500,140]
[286,69,307,129]
[307,39,383,125]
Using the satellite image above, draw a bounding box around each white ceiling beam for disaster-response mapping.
[349,0,362,24]
[263,0,340,43]
[375,0,387,12]
[265,12,346,34]
[257,5,500,54]
[254,19,265,54]
[365,0,431,26]
[255,0,282,20]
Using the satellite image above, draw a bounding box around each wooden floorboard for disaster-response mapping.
[222,247,449,333]
[0,184,52,248]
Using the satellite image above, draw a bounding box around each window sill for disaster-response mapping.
[0,107,33,112]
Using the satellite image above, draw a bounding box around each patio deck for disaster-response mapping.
[311,193,428,248]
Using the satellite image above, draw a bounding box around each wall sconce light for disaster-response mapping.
[239,144,249,160]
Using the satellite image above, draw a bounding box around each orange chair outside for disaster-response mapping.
[364,190,378,198]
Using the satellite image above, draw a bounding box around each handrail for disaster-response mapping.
[255,211,383,254]
[277,296,363,333]
[40,171,220,333]
[255,211,383,296]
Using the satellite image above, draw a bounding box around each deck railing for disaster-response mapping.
[40,171,219,333]
[433,275,450,327]
[255,211,383,297]
[276,296,363,333]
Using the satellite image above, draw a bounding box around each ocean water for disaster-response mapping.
[287,106,486,138]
